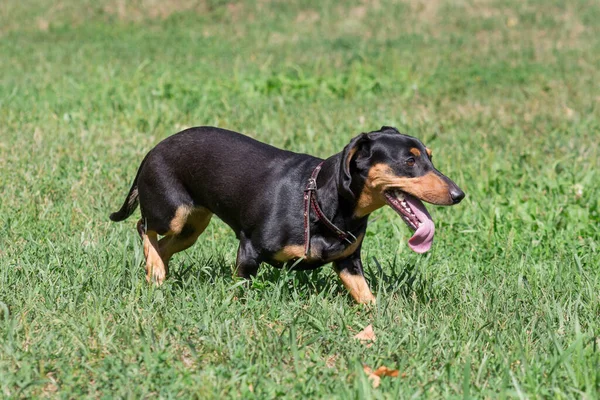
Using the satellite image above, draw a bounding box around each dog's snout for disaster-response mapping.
[450,187,465,204]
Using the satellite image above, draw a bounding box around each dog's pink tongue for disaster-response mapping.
[404,194,435,253]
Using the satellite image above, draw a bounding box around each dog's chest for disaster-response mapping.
[272,233,364,264]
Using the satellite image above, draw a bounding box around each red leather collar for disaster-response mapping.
[303,162,357,257]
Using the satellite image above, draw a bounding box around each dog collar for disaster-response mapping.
[303,162,357,257]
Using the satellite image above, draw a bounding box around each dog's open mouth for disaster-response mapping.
[383,190,435,253]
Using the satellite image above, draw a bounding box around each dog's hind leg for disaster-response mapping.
[158,207,213,270]
[137,219,167,285]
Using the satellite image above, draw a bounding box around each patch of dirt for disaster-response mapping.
[103,0,208,21]
[295,10,320,24]
[407,0,443,23]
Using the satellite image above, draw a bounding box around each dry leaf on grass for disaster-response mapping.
[353,324,376,347]
[363,365,401,388]
[363,365,381,388]
[372,366,400,377]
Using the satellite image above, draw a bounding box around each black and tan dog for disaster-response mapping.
[110,126,464,303]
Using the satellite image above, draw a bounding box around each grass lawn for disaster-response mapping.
[1,0,599,397]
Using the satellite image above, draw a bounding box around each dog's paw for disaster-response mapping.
[356,293,377,305]
[146,266,166,286]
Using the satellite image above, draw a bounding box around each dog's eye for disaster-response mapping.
[406,157,415,167]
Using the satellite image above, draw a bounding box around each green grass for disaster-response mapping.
[1,0,599,397]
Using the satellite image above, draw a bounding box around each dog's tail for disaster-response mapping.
[109,153,149,222]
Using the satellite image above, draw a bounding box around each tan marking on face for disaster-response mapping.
[354,164,391,217]
[410,148,421,157]
[426,147,432,157]
[273,234,364,263]
[355,163,453,211]
[397,172,452,204]
[336,270,376,304]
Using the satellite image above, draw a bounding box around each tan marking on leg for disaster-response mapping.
[410,148,421,157]
[159,208,213,264]
[142,230,167,285]
[169,205,193,235]
[426,147,432,157]
[337,270,376,304]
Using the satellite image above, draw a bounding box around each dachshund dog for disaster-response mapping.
[110,126,464,303]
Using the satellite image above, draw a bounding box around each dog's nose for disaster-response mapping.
[450,187,465,204]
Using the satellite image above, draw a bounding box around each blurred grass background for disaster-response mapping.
[1,0,599,398]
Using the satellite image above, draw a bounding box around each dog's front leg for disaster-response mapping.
[235,238,261,279]
[333,255,376,304]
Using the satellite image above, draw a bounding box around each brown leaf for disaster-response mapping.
[362,365,381,388]
[363,364,401,388]
[373,366,400,377]
[353,324,376,346]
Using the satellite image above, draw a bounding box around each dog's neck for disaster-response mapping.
[312,154,369,233]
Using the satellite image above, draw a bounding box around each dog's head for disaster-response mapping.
[339,126,464,253]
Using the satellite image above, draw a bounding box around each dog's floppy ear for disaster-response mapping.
[339,133,371,200]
